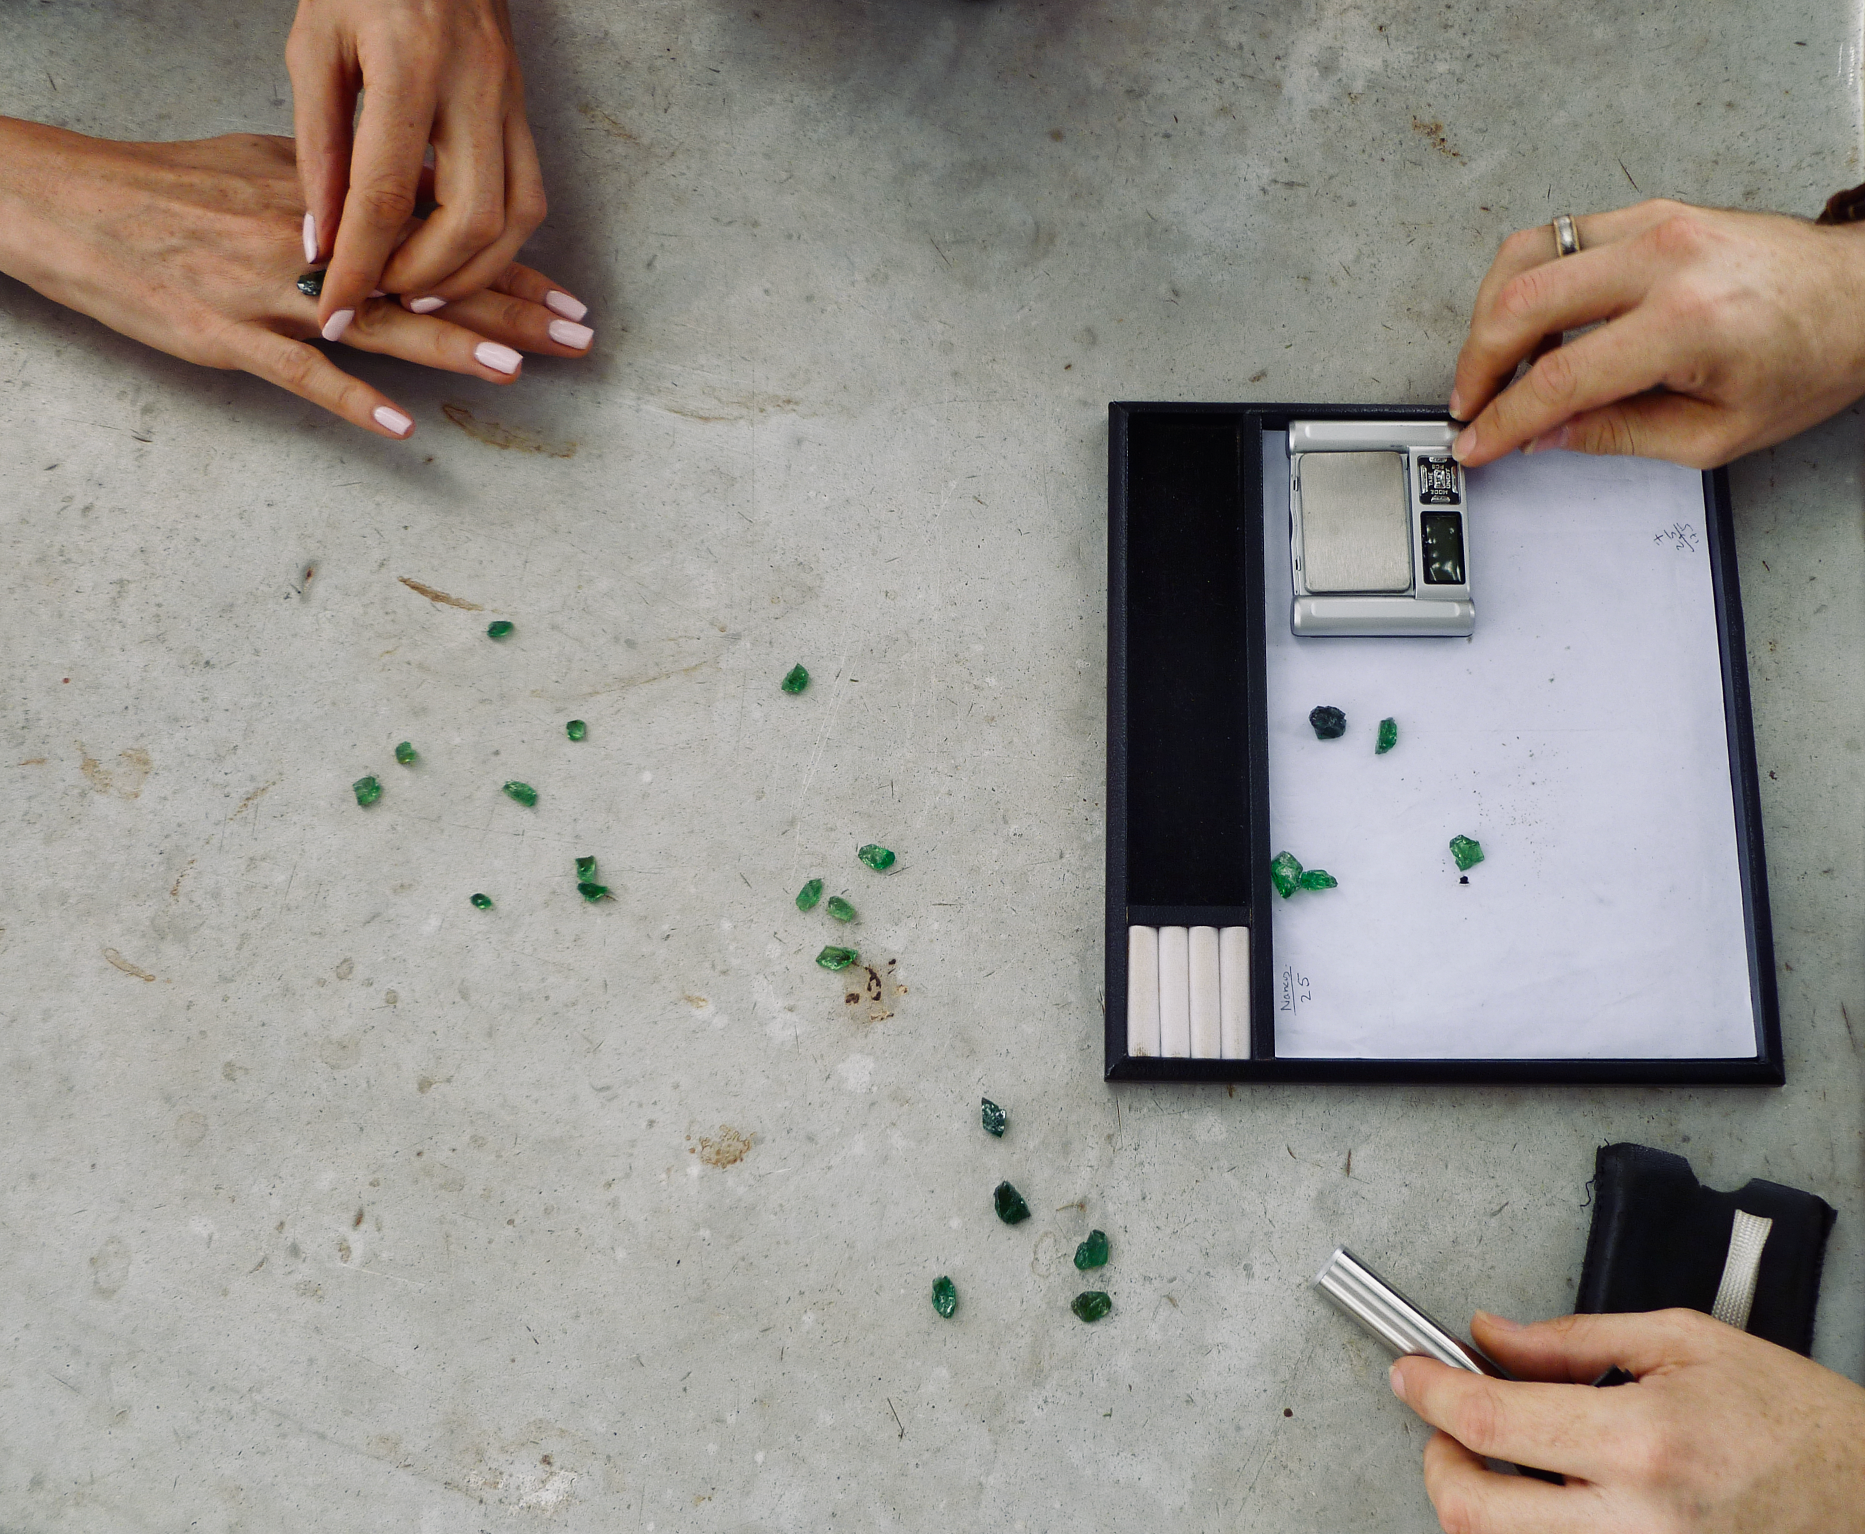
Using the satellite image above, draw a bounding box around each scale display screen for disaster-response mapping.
[1420,511,1466,585]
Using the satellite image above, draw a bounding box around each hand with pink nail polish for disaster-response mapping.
[0,118,593,439]
[1451,199,1865,469]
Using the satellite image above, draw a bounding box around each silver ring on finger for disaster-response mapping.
[1552,213,1581,258]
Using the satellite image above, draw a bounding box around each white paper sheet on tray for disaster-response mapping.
[1262,433,1755,1060]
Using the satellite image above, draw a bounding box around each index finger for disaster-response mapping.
[1474,1308,1715,1383]
[318,70,437,334]
[1390,1357,1621,1479]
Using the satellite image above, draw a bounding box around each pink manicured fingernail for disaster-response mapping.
[545,291,588,322]
[548,319,594,349]
[1448,387,1466,420]
[368,289,386,299]
[475,341,522,374]
[1451,426,1475,462]
[1525,425,1570,455]
[373,406,414,437]
[409,296,446,314]
[303,212,317,263]
[423,143,436,169]
[321,309,354,343]
[1389,1361,1406,1400]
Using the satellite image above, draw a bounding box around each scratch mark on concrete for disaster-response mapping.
[103,948,156,982]
[398,576,484,610]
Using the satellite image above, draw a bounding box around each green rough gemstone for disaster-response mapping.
[577,882,611,902]
[780,664,810,694]
[394,740,417,765]
[1071,1291,1112,1323]
[501,780,537,807]
[931,1275,958,1319]
[1309,704,1347,740]
[826,895,856,923]
[566,719,587,741]
[1450,834,1485,872]
[993,1181,1031,1225]
[981,1098,1007,1137]
[815,945,859,971]
[296,269,325,298]
[1299,869,1338,891]
[487,620,514,640]
[857,844,896,872]
[352,775,382,807]
[1270,850,1304,899]
[1074,1229,1110,1270]
[795,877,824,912]
[470,892,493,910]
[575,855,598,881]
[1376,717,1399,755]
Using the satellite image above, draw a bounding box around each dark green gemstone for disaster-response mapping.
[1450,834,1485,872]
[296,269,325,298]
[826,895,856,922]
[1071,1291,1112,1323]
[780,664,810,694]
[1074,1229,1110,1269]
[394,740,417,765]
[815,945,859,971]
[577,881,611,902]
[1298,869,1338,891]
[470,892,493,910]
[1309,704,1347,740]
[981,1098,1007,1137]
[857,844,896,872]
[931,1275,958,1319]
[1376,717,1398,754]
[501,780,537,806]
[566,719,587,741]
[352,775,382,807]
[1270,851,1303,899]
[795,877,824,911]
[575,855,597,881]
[487,620,514,639]
[993,1181,1031,1224]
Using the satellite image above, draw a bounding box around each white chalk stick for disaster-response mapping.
[1188,926,1221,1057]
[1158,926,1191,1058]
[1219,925,1250,1059]
[1126,925,1160,1058]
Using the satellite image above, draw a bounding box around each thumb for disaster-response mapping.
[1472,1308,1709,1384]
[1528,391,1730,469]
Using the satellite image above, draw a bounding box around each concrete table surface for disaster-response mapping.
[3,3,1861,1529]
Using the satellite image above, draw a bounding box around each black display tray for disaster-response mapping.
[1104,402,1782,1085]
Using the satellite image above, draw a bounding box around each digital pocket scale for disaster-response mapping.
[1288,419,1473,636]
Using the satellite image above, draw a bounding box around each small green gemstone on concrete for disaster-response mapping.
[1376,717,1399,754]
[501,780,537,807]
[993,1181,1031,1224]
[795,878,824,912]
[1299,869,1338,891]
[1071,1291,1112,1323]
[394,740,417,765]
[1309,704,1347,740]
[470,893,493,910]
[1450,834,1485,872]
[352,775,382,807]
[1074,1229,1110,1270]
[487,620,514,639]
[577,882,611,902]
[780,664,810,694]
[296,270,324,298]
[981,1098,1007,1137]
[566,719,587,741]
[815,945,859,970]
[857,844,896,872]
[1270,851,1303,899]
[826,895,856,922]
[931,1276,958,1319]
[575,856,598,881]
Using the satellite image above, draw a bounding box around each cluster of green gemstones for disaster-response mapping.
[800,840,897,970]
[1310,704,1399,755]
[930,1100,1111,1324]
[1271,850,1337,899]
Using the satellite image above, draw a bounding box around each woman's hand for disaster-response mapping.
[0,120,592,439]
[287,0,556,340]
[1450,200,1865,469]
[1391,1308,1865,1533]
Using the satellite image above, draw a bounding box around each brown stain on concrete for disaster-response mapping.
[77,744,151,798]
[694,1126,754,1168]
[441,403,576,458]
[399,576,484,611]
[103,948,155,982]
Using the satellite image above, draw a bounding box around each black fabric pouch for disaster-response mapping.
[1576,1142,1837,1355]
